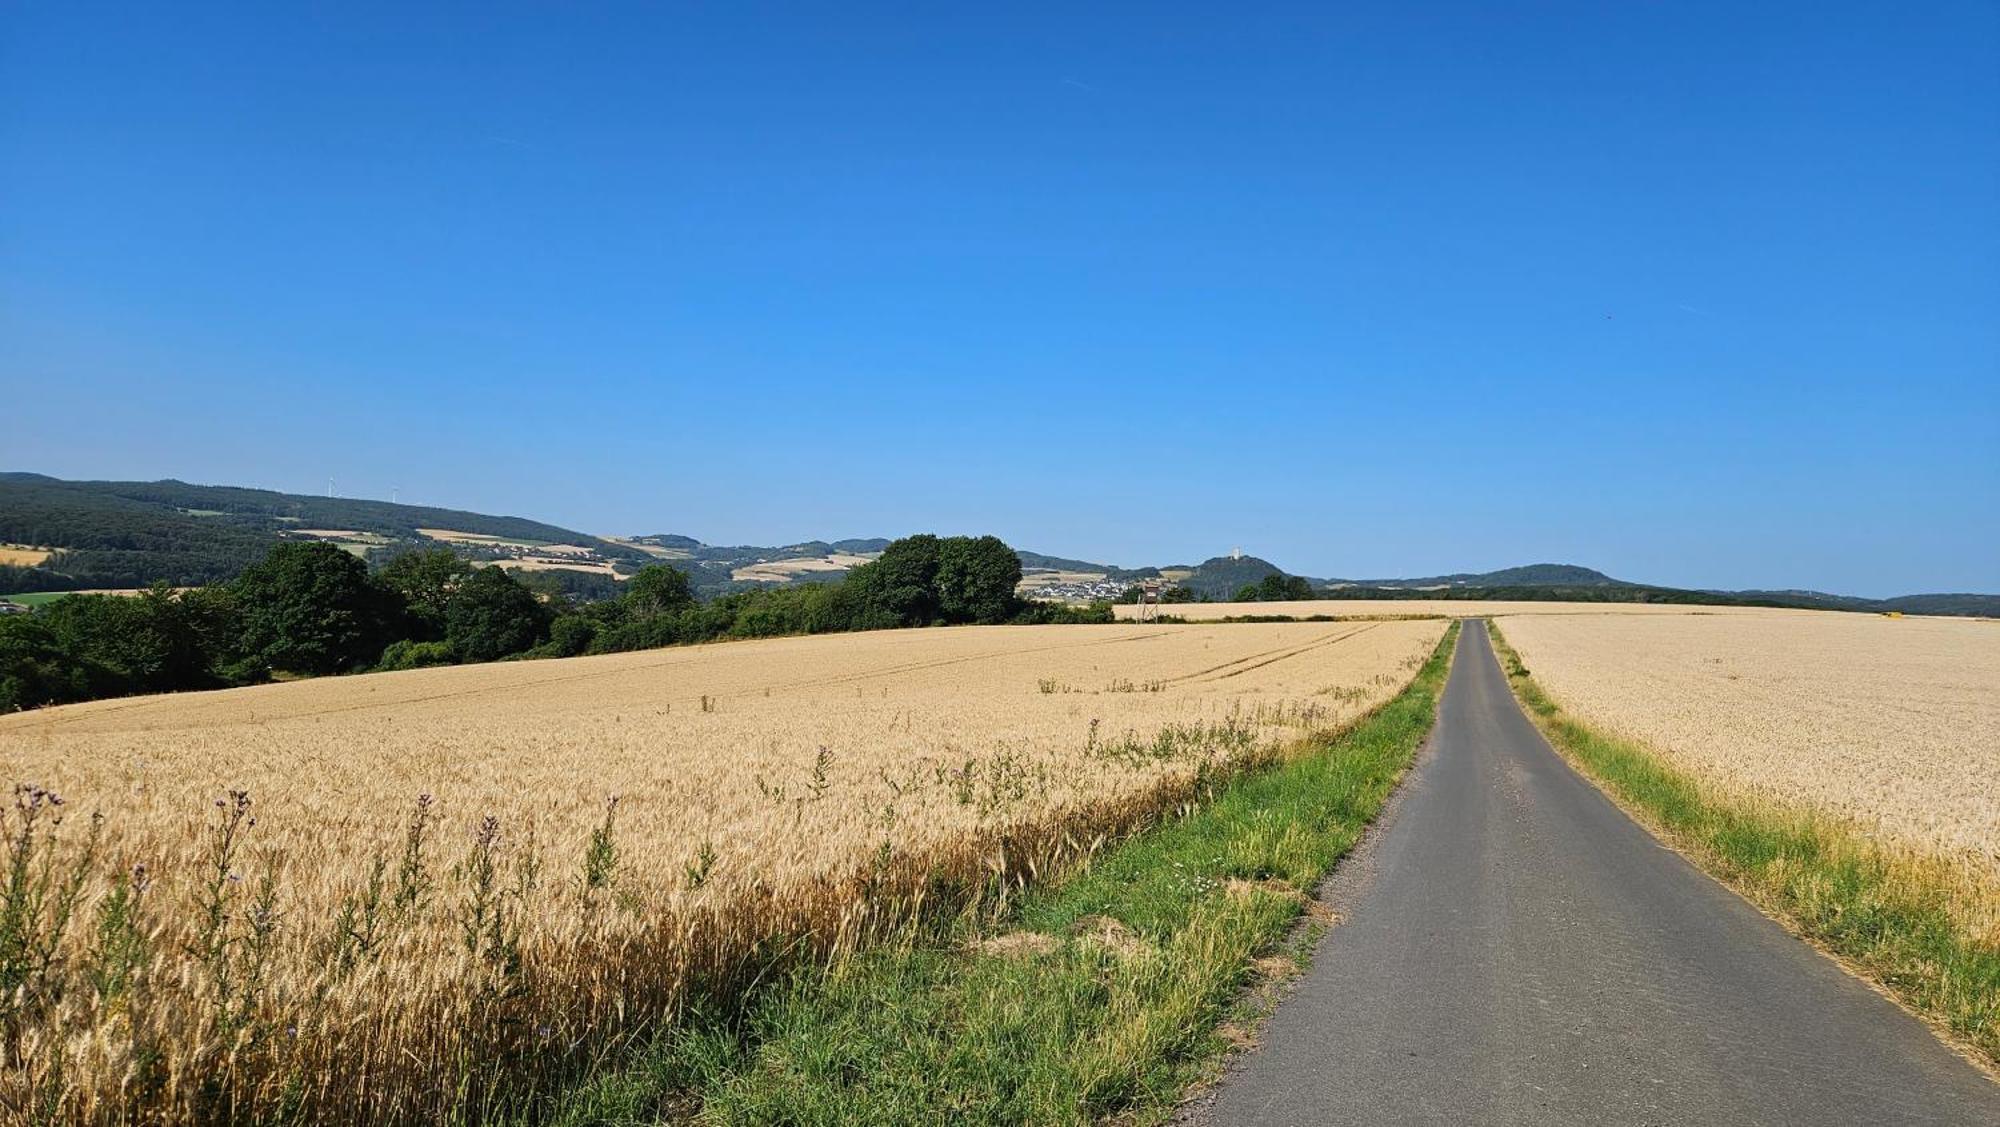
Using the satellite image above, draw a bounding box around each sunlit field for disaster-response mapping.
[1499,612,2000,879]
[0,619,1444,1122]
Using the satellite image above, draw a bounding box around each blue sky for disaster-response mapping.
[3,3,1994,596]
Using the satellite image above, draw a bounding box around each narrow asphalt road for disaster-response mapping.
[1195,621,2000,1126]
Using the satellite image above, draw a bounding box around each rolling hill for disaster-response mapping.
[1332,563,1628,589]
[1172,554,1287,599]
[4,473,1993,616]
[0,473,649,592]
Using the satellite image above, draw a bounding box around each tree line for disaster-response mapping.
[1112,571,1318,604]
[0,534,1108,712]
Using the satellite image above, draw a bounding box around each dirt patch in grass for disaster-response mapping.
[976,931,1059,958]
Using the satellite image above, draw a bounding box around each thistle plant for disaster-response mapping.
[394,793,436,915]
[581,795,620,895]
[1,784,100,1026]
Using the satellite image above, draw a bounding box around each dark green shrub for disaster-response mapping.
[377,639,457,671]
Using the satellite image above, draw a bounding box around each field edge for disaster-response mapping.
[535,622,1463,1125]
[1483,619,2000,1071]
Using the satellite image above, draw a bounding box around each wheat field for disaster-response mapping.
[0,545,52,569]
[1499,612,2000,879]
[0,619,1444,1123]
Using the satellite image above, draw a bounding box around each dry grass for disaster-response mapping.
[415,528,539,549]
[0,545,52,568]
[1113,599,1824,621]
[0,619,1443,1122]
[491,559,621,576]
[283,530,392,544]
[602,537,691,560]
[730,553,878,583]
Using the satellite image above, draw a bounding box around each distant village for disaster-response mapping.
[1018,574,1133,603]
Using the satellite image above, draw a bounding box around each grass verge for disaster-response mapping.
[535,622,1460,1126]
[1485,620,2000,1068]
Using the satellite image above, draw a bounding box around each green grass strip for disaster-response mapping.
[1486,621,2000,1067]
[539,622,1460,1126]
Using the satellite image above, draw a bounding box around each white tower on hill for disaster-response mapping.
[1231,546,1243,561]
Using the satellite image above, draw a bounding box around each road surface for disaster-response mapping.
[1193,621,2000,1126]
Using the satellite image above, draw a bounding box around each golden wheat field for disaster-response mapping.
[0,619,1443,1123]
[0,545,52,568]
[1499,611,2000,876]
[1111,599,1802,621]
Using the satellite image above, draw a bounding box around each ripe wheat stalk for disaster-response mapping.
[0,620,1444,1122]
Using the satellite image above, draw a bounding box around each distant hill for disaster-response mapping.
[625,534,888,564]
[1724,589,2000,618]
[1177,555,1285,599]
[5,473,1992,616]
[626,533,701,551]
[645,538,1158,598]
[0,473,648,592]
[1017,550,1155,580]
[1335,563,1628,589]
[1149,555,1996,618]
[832,538,894,555]
[1873,593,2000,617]
[614,535,889,596]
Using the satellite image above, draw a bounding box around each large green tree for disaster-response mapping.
[232,542,402,675]
[851,534,944,626]
[936,535,1022,624]
[445,566,551,662]
[378,548,475,639]
[624,564,695,620]
[0,585,241,711]
[0,616,87,712]
[1256,573,1314,601]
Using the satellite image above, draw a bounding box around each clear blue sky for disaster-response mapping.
[4,3,1995,596]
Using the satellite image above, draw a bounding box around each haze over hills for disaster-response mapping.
[2,473,1995,616]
